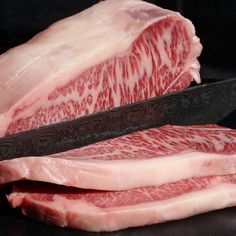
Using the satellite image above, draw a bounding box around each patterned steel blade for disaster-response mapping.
[0,78,235,161]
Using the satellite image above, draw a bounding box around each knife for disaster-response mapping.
[0,78,235,161]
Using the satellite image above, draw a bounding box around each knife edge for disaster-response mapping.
[0,78,235,161]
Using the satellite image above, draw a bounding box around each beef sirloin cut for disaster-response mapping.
[8,174,236,232]
[0,0,202,137]
[1,125,236,190]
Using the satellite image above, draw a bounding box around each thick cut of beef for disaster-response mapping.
[0,0,202,137]
[1,125,236,190]
[8,174,236,232]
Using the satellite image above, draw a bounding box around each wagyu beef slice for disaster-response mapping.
[0,0,202,137]
[1,125,235,190]
[8,174,236,232]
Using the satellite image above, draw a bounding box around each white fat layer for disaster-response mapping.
[1,152,236,190]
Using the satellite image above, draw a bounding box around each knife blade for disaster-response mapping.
[0,78,235,161]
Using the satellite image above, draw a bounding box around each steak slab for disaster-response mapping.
[0,0,202,137]
[8,174,236,232]
[1,125,235,190]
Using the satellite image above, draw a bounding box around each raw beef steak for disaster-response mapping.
[1,125,235,190]
[8,174,236,231]
[0,0,202,137]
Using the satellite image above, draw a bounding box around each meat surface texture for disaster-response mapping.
[0,0,202,137]
[8,174,236,232]
[1,124,236,190]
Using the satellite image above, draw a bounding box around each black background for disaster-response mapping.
[0,1,236,235]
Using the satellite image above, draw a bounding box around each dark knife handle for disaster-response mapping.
[0,78,235,161]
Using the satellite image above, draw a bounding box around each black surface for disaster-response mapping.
[1,204,236,236]
[0,78,235,161]
[0,0,236,235]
